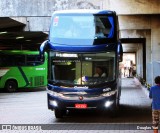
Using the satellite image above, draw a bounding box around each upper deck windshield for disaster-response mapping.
[49,14,115,45]
[50,51,116,86]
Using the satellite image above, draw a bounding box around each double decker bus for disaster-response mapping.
[40,10,123,118]
[0,50,48,92]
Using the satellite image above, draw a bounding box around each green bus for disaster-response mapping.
[0,50,48,92]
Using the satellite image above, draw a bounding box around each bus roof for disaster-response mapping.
[52,9,115,15]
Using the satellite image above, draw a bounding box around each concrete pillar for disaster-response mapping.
[151,16,160,84]
[151,16,160,61]
[136,43,143,77]
[145,30,152,85]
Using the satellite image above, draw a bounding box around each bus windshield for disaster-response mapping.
[50,51,116,86]
[49,14,114,45]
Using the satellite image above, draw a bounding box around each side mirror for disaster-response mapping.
[39,40,48,62]
[117,41,123,62]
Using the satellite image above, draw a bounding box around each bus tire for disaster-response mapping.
[54,109,64,118]
[5,80,17,92]
[110,99,120,118]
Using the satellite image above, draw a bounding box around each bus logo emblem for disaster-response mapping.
[79,96,83,100]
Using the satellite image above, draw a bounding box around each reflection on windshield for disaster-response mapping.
[50,15,114,39]
[50,52,115,86]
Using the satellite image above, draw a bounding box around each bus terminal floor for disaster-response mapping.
[0,77,154,133]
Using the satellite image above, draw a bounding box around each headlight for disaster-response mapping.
[49,100,58,107]
[104,101,114,107]
[47,89,61,97]
[102,90,117,97]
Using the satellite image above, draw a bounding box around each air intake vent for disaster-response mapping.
[29,77,33,87]
[34,76,44,86]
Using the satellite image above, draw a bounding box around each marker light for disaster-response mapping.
[0,31,7,34]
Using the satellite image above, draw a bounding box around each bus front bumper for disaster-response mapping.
[47,93,117,111]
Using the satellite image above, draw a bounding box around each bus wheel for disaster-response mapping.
[5,80,17,92]
[110,100,120,118]
[54,109,64,118]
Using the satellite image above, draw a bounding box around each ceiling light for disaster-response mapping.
[0,31,7,34]
[16,36,24,39]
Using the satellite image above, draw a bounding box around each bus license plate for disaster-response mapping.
[75,104,87,109]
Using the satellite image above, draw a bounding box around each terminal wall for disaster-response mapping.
[103,0,160,15]
[1,0,103,32]
[11,17,51,32]
[118,15,151,30]
[0,0,102,17]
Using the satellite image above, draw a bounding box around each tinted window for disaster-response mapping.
[49,51,116,86]
[0,54,42,67]
[49,14,115,45]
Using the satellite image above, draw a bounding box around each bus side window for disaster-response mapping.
[0,58,2,66]
[15,55,25,66]
[26,55,41,66]
[1,55,14,66]
[0,56,3,66]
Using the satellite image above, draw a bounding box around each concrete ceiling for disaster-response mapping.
[0,17,25,30]
[0,17,48,50]
[122,43,139,53]
[120,38,145,53]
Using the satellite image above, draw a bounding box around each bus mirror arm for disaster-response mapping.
[40,40,49,61]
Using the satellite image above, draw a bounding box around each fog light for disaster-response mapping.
[50,100,58,107]
[104,101,114,107]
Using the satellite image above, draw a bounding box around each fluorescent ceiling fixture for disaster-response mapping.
[43,32,49,34]
[25,40,31,41]
[16,36,24,39]
[0,31,7,34]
